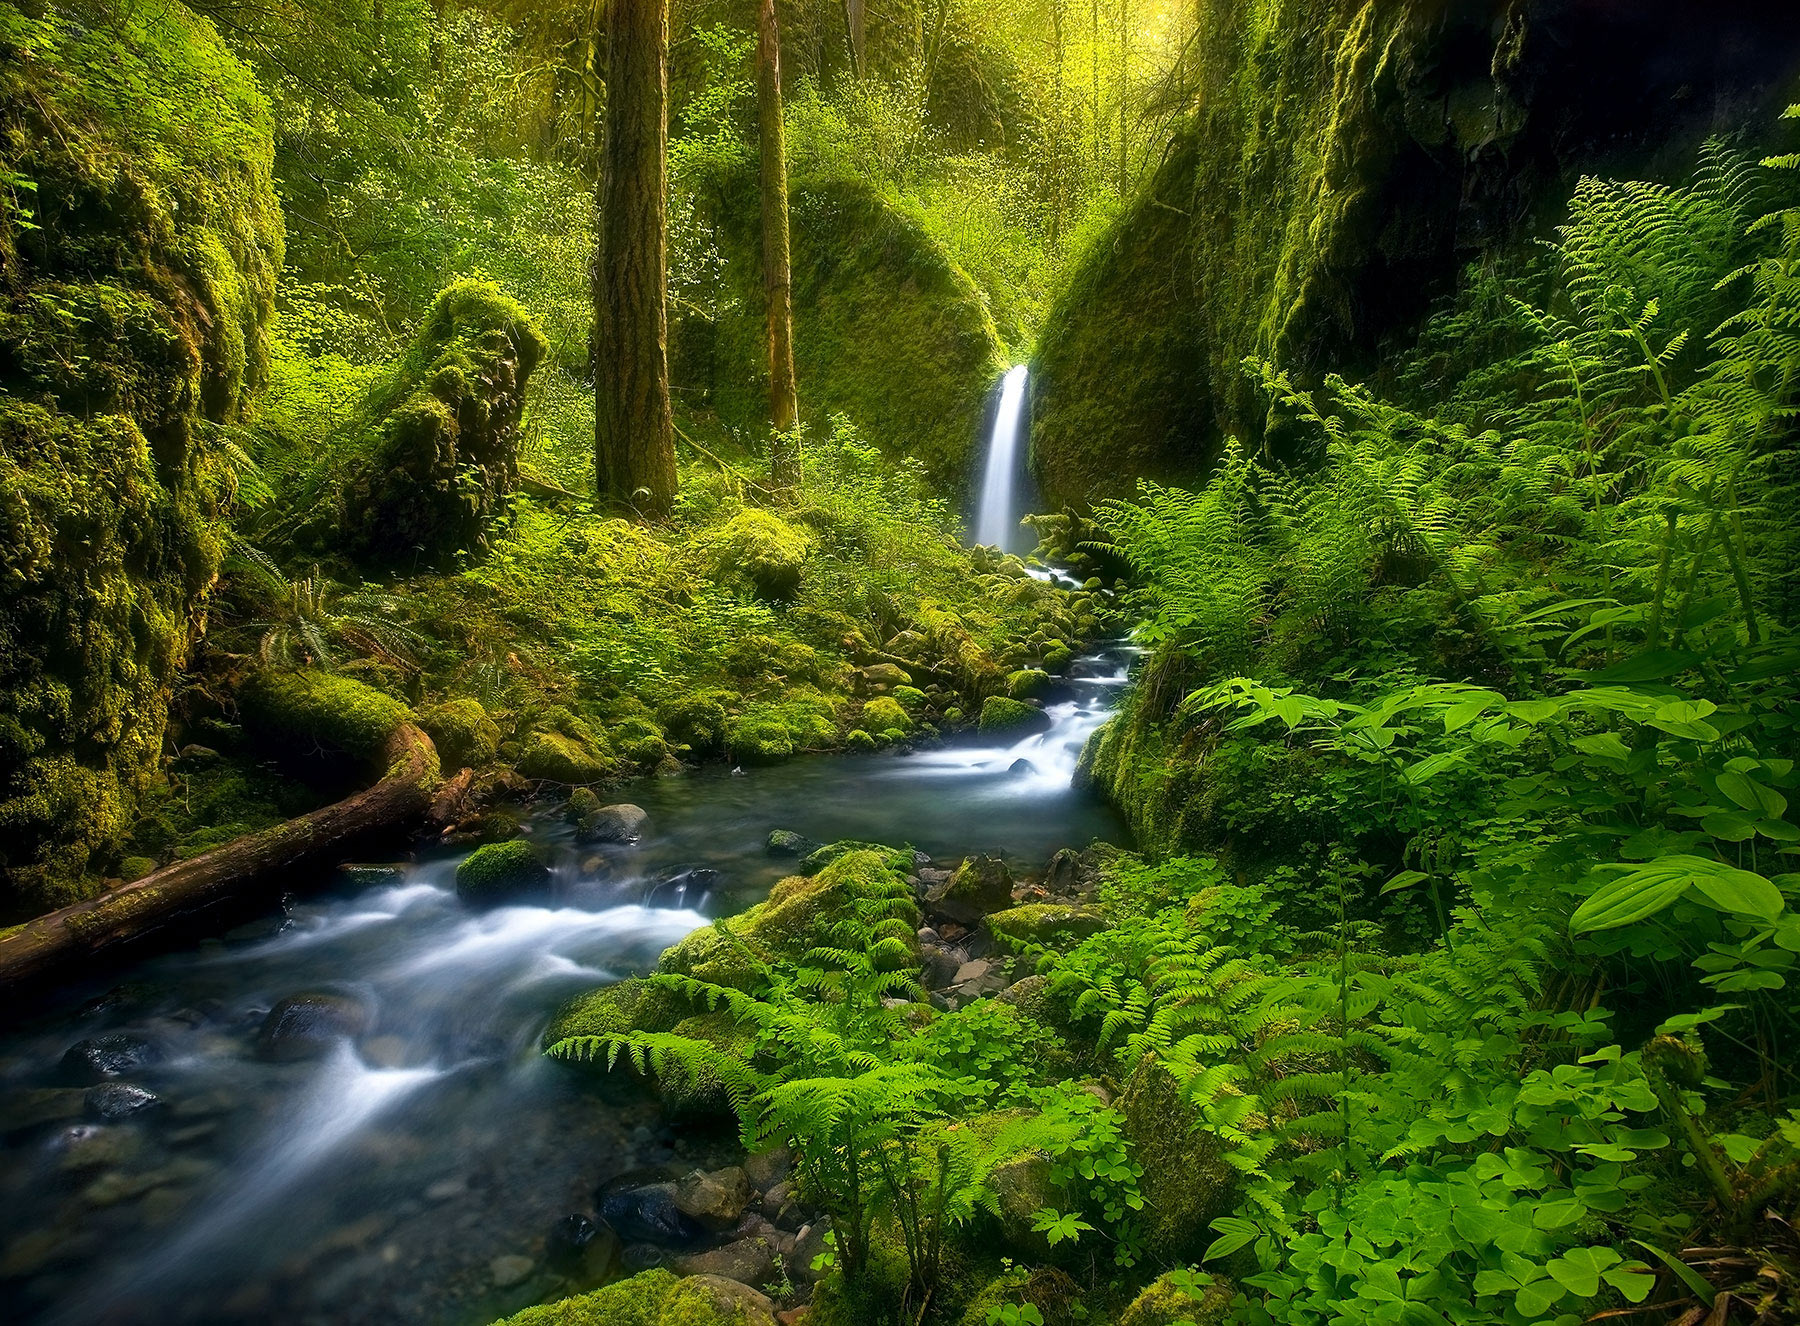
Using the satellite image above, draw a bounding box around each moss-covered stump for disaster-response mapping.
[685,171,1005,487]
[0,0,282,914]
[336,279,545,568]
[455,839,551,907]
[1119,1052,1241,1262]
[1117,1272,1234,1326]
[490,1267,777,1326]
[1029,0,1800,508]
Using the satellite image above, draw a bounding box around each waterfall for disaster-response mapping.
[974,365,1030,551]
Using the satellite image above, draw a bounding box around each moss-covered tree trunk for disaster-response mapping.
[593,0,676,518]
[759,0,801,491]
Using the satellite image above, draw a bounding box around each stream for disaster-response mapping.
[0,643,1135,1326]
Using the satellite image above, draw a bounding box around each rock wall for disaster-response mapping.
[1030,0,1800,507]
[0,0,282,914]
[679,171,1006,488]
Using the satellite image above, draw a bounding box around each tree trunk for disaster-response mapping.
[839,0,865,77]
[1117,0,1129,193]
[759,0,801,491]
[594,0,677,518]
[0,725,453,991]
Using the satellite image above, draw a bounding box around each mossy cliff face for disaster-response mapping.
[0,0,281,914]
[680,171,1005,488]
[1030,0,1800,507]
[339,279,547,568]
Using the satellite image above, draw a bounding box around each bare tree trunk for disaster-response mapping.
[759,0,801,491]
[1117,0,1129,193]
[594,0,677,518]
[1090,0,1102,180]
[838,0,865,76]
[1049,0,1065,249]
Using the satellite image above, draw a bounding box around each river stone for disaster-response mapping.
[926,854,1014,925]
[455,839,552,906]
[490,1254,534,1288]
[256,992,369,1061]
[859,662,911,688]
[60,1034,160,1084]
[682,1274,778,1326]
[920,941,965,990]
[577,803,649,845]
[792,1222,833,1282]
[675,1235,777,1287]
[765,829,820,858]
[599,1182,708,1247]
[336,863,406,889]
[546,1213,620,1282]
[1009,758,1037,775]
[744,1146,792,1190]
[674,1166,752,1229]
[978,695,1053,737]
[85,1083,160,1121]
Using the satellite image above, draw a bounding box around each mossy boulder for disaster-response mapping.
[544,976,686,1050]
[1119,1052,1241,1261]
[710,508,809,600]
[959,1268,1082,1326]
[927,853,1013,925]
[988,904,1110,948]
[799,839,913,875]
[489,1267,776,1326]
[1117,1272,1234,1326]
[338,279,546,568]
[518,730,614,785]
[455,839,551,906]
[860,696,912,734]
[979,696,1052,738]
[724,714,793,766]
[658,691,732,755]
[690,172,1006,486]
[239,670,416,767]
[419,697,500,770]
[0,0,281,913]
[660,1011,753,1119]
[1006,669,1052,701]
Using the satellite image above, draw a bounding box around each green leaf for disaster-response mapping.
[1383,870,1429,895]
[1631,1240,1716,1306]
[1571,864,1693,933]
[1203,1216,1260,1262]
[1571,732,1631,762]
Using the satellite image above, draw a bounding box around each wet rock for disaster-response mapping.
[920,942,965,990]
[978,696,1053,737]
[599,1182,708,1247]
[620,1243,668,1272]
[916,926,941,944]
[859,663,911,688]
[1121,1051,1240,1260]
[990,1152,1061,1254]
[82,1156,213,1207]
[336,863,407,889]
[74,983,163,1021]
[925,854,1013,925]
[84,1083,160,1120]
[1008,758,1038,776]
[0,1087,86,1134]
[676,1236,777,1287]
[766,829,821,858]
[256,992,369,1061]
[60,1033,160,1084]
[425,1176,468,1201]
[576,803,649,845]
[674,1166,752,1229]
[744,1146,792,1190]
[546,1213,620,1282]
[455,839,552,906]
[761,1180,802,1229]
[490,1254,535,1288]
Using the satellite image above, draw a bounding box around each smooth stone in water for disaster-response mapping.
[85,1082,159,1120]
[598,1183,708,1247]
[576,803,649,844]
[256,992,369,1061]
[673,1165,752,1229]
[60,1034,160,1084]
[1008,758,1037,776]
[489,1254,534,1288]
[675,1235,777,1287]
[765,829,820,858]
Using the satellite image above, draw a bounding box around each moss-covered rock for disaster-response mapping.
[488,1268,695,1326]
[1006,669,1051,700]
[1030,0,1800,508]
[686,172,1005,486]
[891,685,928,713]
[710,508,809,600]
[337,279,546,568]
[658,692,732,755]
[1117,1271,1234,1326]
[419,697,500,770]
[0,0,281,914]
[544,975,686,1049]
[1119,1051,1240,1261]
[860,696,912,734]
[239,670,415,767]
[660,1010,753,1119]
[455,839,551,906]
[978,696,1052,738]
[517,730,614,785]
[987,904,1110,948]
[724,713,794,766]
[958,1268,1082,1326]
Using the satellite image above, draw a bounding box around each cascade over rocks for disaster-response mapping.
[1030,0,1800,507]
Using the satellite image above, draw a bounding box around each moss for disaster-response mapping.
[725,692,841,765]
[657,691,732,755]
[688,172,1006,487]
[959,1268,1082,1326]
[239,670,414,767]
[517,730,615,785]
[544,976,686,1049]
[860,696,912,734]
[118,856,157,883]
[891,685,928,713]
[489,1268,678,1326]
[1040,642,1074,672]
[846,728,877,751]
[1006,669,1051,700]
[336,279,546,569]
[1117,1272,1233,1326]
[724,714,793,766]
[978,696,1049,737]
[799,839,914,875]
[612,717,668,766]
[710,508,810,600]
[660,1010,752,1118]
[988,904,1110,948]
[419,697,500,770]
[0,0,280,914]
[455,839,551,906]
[1119,1052,1241,1262]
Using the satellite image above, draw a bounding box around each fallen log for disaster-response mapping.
[0,722,447,991]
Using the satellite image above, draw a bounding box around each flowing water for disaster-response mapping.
[0,646,1135,1326]
[973,365,1031,552]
